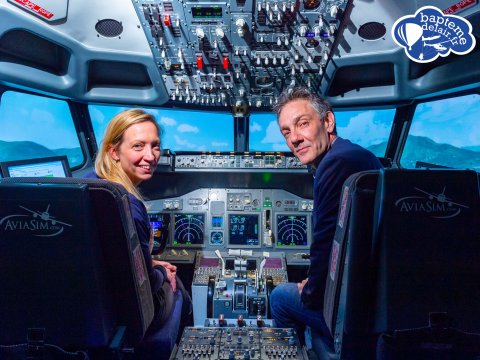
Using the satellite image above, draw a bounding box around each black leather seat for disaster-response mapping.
[0,177,175,359]
[322,170,380,359]
[322,169,480,359]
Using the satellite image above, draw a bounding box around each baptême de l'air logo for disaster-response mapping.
[391,6,476,63]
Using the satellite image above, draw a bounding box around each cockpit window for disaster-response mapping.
[249,108,394,156]
[89,105,234,152]
[401,94,480,171]
[249,113,289,152]
[335,109,394,157]
[0,91,83,168]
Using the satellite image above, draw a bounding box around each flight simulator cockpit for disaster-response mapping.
[143,152,316,359]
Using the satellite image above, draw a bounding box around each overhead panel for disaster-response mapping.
[132,0,351,112]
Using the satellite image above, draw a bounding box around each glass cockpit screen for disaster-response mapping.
[173,213,205,246]
[149,213,171,255]
[276,214,308,247]
[228,214,260,247]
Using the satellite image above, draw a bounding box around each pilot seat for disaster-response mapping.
[0,177,182,360]
[321,168,480,359]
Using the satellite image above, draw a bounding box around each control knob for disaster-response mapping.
[196,27,205,39]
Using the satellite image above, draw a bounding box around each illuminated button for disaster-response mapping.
[163,15,171,27]
[223,55,229,69]
[196,55,203,69]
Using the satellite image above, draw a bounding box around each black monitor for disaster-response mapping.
[228,213,260,247]
[0,156,71,178]
[172,213,205,246]
[148,212,171,255]
[275,214,309,248]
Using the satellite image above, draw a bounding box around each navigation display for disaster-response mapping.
[276,214,308,247]
[173,213,205,246]
[228,213,260,247]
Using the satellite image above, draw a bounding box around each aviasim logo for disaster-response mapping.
[0,204,72,237]
[395,186,469,219]
[392,6,476,63]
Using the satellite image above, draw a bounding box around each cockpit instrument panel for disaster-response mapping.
[148,188,312,254]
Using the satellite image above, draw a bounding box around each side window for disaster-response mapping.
[335,109,394,157]
[401,94,480,170]
[0,91,83,168]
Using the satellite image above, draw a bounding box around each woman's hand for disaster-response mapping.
[165,267,177,291]
[153,260,177,273]
[152,259,177,291]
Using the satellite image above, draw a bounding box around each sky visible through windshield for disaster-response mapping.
[0,91,479,170]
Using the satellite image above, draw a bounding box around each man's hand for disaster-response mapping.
[297,278,308,295]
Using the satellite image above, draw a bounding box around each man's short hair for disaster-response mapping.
[272,87,333,121]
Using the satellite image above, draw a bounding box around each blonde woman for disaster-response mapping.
[87,109,188,329]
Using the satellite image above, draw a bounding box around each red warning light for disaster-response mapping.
[223,55,229,70]
[163,15,171,27]
[196,55,203,69]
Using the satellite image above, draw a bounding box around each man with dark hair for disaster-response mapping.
[270,87,383,352]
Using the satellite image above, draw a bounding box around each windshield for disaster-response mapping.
[90,105,234,152]
[249,108,395,156]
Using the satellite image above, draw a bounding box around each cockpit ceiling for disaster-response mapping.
[0,0,479,112]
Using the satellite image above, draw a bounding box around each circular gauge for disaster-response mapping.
[303,0,320,10]
[173,213,205,245]
[276,214,308,246]
[305,38,320,48]
[210,231,224,245]
[256,76,274,87]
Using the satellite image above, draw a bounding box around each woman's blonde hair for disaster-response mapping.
[95,109,161,200]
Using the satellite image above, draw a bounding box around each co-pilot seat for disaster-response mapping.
[322,169,480,359]
[0,177,182,360]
